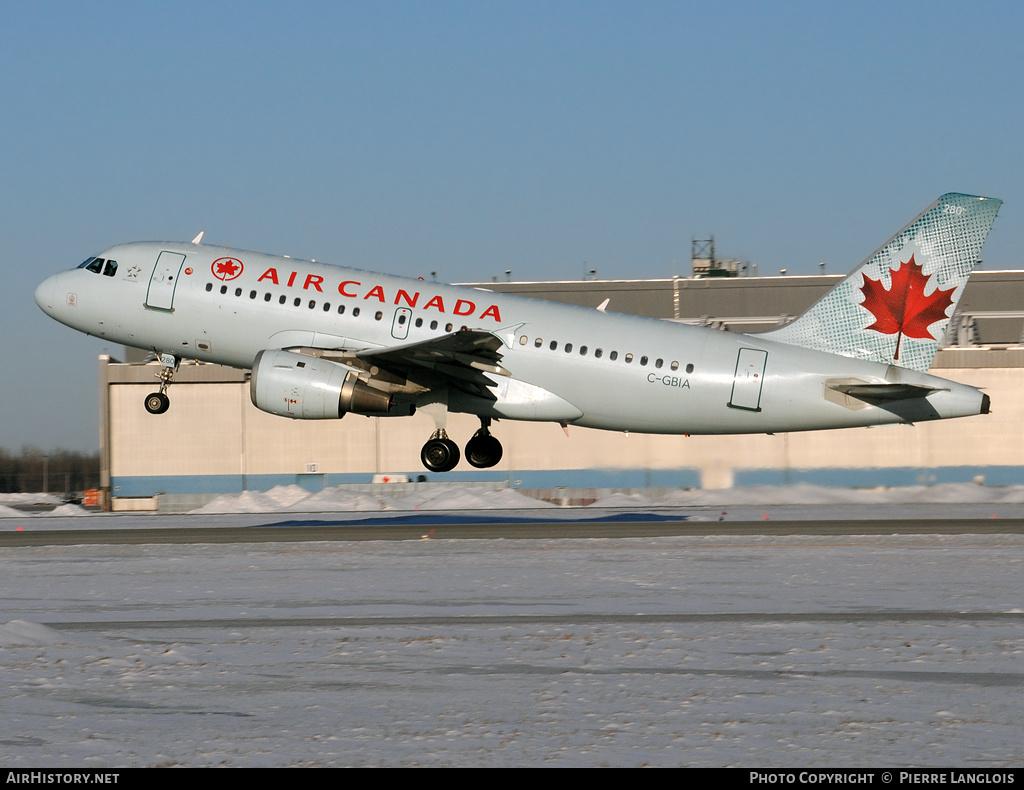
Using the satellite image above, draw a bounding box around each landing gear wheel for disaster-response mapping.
[421,437,461,472]
[144,392,170,415]
[144,353,179,416]
[466,433,503,468]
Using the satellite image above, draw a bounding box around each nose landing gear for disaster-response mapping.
[144,353,179,415]
[144,391,170,415]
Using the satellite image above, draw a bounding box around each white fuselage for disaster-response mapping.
[35,241,988,435]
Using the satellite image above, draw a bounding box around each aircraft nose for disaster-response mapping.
[35,275,57,316]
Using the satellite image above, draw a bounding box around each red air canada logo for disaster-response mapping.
[859,254,955,360]
[253,266,504,323]
[211,257,244,281]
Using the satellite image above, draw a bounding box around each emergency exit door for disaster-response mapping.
[145,251,187,310]
[728,347,768,411]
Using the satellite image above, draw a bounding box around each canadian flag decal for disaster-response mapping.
[859,254,955,360]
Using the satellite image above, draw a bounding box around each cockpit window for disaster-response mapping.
[77,257,118,276]
[78,257,105,274]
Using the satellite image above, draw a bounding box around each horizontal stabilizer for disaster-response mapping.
[828,382,940,401]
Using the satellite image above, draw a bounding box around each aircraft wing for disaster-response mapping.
[352,329,512,399]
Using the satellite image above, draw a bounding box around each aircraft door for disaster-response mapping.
[392,308,411,340]
[728,347,767,411]
[145,251,187,310]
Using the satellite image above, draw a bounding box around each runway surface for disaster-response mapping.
[1,511,1022,766]
[2,511,1023,546]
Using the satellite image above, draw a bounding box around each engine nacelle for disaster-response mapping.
[250,349,393,419]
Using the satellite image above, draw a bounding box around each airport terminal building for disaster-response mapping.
[99,271,1024,508]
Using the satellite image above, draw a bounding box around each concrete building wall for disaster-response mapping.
[106,363,1023,498]
[103,271,1024,502]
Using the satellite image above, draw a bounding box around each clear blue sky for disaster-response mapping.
[5,0,1024,452]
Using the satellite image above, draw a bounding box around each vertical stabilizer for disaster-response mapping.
[763,193,1001,372]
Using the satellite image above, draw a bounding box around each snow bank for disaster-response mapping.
[282,488,383,512]
[0,493,61,506]
[168,481,1024,515]
[0,620,72,646]
[41,503,94,517]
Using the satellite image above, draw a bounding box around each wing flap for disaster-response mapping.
[353,329,513,399]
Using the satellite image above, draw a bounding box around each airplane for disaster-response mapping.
[35,193,1001,473]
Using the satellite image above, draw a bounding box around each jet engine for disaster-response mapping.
[250,349,392,419]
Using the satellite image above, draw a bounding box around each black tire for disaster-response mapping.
[145,392,170,415]
[421,438,460,472]
[466,434,503,468]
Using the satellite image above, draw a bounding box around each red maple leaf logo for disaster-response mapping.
[211,257,244,281]
[859,254,954,360]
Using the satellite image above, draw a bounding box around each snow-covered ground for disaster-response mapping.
[1,524,1021,766]
[5,482,1024,528]
[189,481,1024,513]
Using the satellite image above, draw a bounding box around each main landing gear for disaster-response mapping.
[465,418,503,469]
[420,430,461,473]
[144,353,179,415]
[419,417,504,472]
